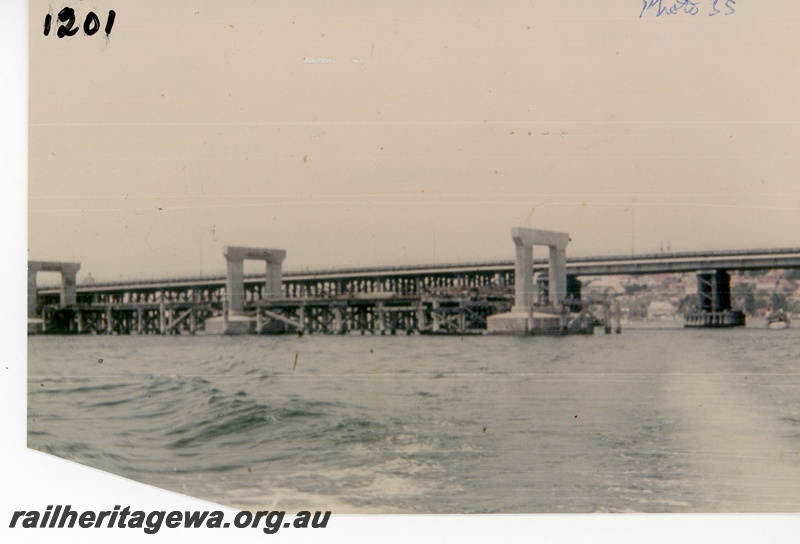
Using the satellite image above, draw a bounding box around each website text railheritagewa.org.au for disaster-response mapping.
[8,505,331,535]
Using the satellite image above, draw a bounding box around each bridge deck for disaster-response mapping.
[36,247,800,297]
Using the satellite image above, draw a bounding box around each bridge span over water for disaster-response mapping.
[31,247,800,335]
[36,247,800,305]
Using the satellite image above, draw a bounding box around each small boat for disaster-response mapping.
[766,309,790,329]
[766,280,791,329]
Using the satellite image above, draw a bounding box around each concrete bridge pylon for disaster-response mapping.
[488,227,572,335]
[223,246,287,314]
[511,227,569,312]
[28,261,81,318]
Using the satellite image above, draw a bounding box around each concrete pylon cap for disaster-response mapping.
[511,227,569,248]
[222,246,287,262]
[28,261,81,274]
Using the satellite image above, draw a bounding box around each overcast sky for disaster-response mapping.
[28,0,800,282]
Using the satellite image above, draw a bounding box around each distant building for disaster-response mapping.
[585,277,625,294]
[647,301,677,320]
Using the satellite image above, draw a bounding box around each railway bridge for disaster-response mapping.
[30,247,800,335]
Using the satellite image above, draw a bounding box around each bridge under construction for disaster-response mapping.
[28,231,800,335]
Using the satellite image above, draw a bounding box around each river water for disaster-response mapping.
[27,324,800,513]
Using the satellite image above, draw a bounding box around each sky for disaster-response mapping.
[28,0,800,282]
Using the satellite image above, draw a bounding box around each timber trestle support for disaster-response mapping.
[39,295,514,336]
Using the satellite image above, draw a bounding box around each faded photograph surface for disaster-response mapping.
[28,0,800,513]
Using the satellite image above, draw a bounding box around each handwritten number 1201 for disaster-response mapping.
[43,8,116,38]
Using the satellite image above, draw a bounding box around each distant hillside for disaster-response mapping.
[583,269,799,320]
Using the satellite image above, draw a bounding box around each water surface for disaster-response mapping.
[28,326,800,513]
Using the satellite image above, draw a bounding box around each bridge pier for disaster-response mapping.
[204,246,287,334]
[684,269,745,328]
[510,227,568,312]
[223,246,287,313]
[28,261,81,317]
[566,275,583,312]
[488,228,579,335]
[28,261,81,334]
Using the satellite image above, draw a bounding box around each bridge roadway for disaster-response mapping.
[39,248,800,296]
[37,247,800,302]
